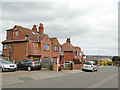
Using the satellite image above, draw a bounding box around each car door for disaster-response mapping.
[93,62,97,70]
[22,60,29,69]
[17,61,24,69]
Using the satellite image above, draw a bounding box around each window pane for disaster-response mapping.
[12,31,14,36]
[44,44,49,50]
[37,43,39,49]
[9,44,11,49]
[15,31,18,37]
[34,43,36,50]
[54,46,58,52]
[4,45,7,49]
[25,37,28,40]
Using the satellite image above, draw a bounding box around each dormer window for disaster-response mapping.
[15,31,18,37]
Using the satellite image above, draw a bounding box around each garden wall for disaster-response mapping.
[73,64,82,69]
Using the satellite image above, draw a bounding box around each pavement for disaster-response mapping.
[2,69,83,87]
[2,66,119,88]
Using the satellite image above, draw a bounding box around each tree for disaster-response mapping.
[112,56,120,65]
[94,60,98,64]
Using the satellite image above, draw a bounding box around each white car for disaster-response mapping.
[0,59,17,72]
[82,61,98,72]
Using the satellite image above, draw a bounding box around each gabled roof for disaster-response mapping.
[5,25,47,42]
[2,39,28,44]
[62,42,74,52]
[50,37,56,41]
[101,58,112,62]
[73,46,81,51]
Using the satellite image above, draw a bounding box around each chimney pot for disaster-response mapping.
[32,25,37,32]
[66,38,71,43]
[39,23,44,35]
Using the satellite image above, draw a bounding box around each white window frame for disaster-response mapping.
[15,31,19,37]
[4,45,7,49]
[44,44,50,50]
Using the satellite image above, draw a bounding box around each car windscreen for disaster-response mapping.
[0,60,4,64]
[33,60,40,63]
[3,61,13,64]
[84,62,92,65]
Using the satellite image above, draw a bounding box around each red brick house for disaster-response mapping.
[1,23,60,62]
[61,38,85,64]
[50,37,61,61]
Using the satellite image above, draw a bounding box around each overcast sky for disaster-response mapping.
[0,0,119,56]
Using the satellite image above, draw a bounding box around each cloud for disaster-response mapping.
[0,0,118,56]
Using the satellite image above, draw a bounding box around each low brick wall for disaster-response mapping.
[73,64,82,69]
[52,62,57,71]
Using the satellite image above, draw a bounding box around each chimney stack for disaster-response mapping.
[66,38,71,43]
[39,23,44,35]
[32,25,37,32]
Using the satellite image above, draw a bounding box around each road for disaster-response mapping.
[2,66,118,88]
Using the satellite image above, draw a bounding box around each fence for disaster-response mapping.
[41,58,53,68]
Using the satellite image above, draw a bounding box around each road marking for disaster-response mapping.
[88,73,118,88]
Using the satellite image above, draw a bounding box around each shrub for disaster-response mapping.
[94,60,98,64]
[107,62,113,65]
[49,64,53,70]
[63,68,67,70]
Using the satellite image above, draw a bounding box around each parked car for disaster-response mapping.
[58,63,61,71]
[17,59,41,71]
[82,61,98,72]
[0,59,17,72]
[64,61,73,70]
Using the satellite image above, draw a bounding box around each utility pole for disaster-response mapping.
[98,49,101,66]
[99,49,100,61]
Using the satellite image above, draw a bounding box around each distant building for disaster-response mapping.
[60,38,86,64]
[101,58,112,62]
[86,55,113,61]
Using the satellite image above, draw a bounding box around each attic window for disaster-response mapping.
[15,31,19,37]
[32,32,35,35]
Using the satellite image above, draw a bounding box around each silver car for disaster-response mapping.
[0,59,17,72]
[82,61,98,72]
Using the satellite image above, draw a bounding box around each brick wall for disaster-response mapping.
[41,36,52,59]
[63,52,75,62]
[52,38,60,59]
[73,64,82,69]
[52,62,57,71]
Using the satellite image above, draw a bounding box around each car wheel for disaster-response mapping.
[92,69,94,72]
[37,67,41,70]
[2,68,4,72]
[17,67,20,70]
[27,66,31,71]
